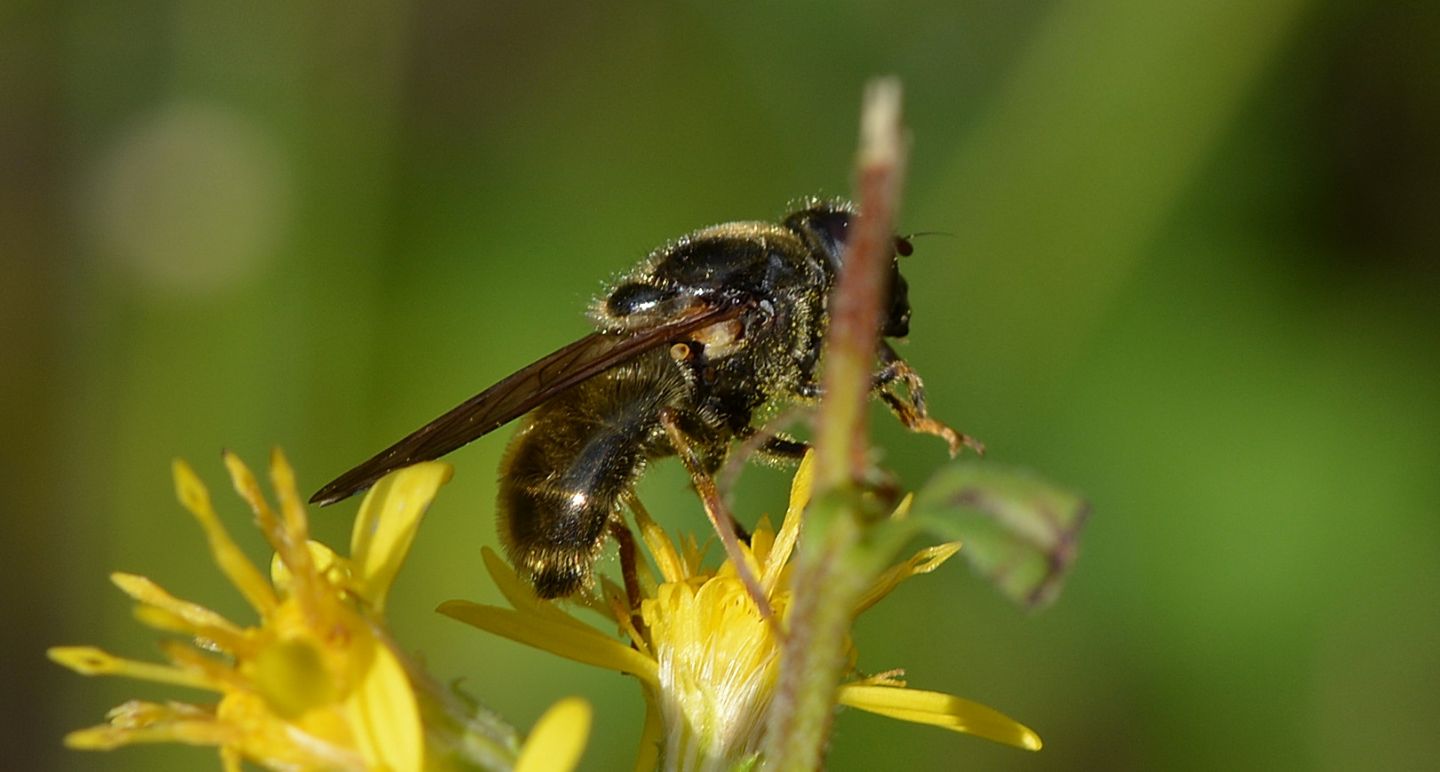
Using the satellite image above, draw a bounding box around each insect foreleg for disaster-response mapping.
[874,343,984,456]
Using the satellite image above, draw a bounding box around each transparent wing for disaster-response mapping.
[309,300,746,506]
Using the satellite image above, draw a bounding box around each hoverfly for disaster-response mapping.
[311,199,970,598]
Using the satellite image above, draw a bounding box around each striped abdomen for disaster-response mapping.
[496,351,690,597]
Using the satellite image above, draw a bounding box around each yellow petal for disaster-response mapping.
[633,693,663,772]
[228,450,328,626]
[891,491,914,519]
[159,640,248,692]
[221,746,243,772]
[344,632,424,772]
[265,450,328,609]
[267,447,311,542]
[349,462,452,611]
[271,540,347,595]
[838,684,1042,751]
[221,450,287,554]
[854,542,962,616]
[64,716,234,750]
[748,516,776,565]
[173,459,277,615]
[481,548,599,635]
[110,573,246,651]
[599,578,651,657]
[848,668,907,688]
[105,699,211,729]
[216,690,365,769]
[628,495,690,584]
[763,451,814,593]
[515,697,591,772]
[48,646,214,691]
[438,600,658,686]
[676,530,707,576]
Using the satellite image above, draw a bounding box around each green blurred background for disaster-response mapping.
[4,0,1438,769]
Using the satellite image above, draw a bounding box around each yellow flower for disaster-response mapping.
[49,450,588,772]
[440,454,1041,772]
[514,697,592,772]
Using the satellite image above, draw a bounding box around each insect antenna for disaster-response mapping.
[893,230,955,257]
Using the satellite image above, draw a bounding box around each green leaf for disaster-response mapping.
[909,461,1089,610]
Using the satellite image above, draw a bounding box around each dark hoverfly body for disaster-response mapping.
[311,199,931,598]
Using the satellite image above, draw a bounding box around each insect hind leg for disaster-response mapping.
[659,407,778,628]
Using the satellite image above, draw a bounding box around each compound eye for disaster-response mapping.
[813,211,851,255]
[785,203,858,268]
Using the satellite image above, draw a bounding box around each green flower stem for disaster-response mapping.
[811,78,908,493]
[764,78,908,771]
[764,490,877,771]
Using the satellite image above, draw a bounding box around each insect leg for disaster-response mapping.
[715,406,813,500]
[658,407,779,628]
[875,343,985,456]
[758,435,810,460]
[607,509,647,635]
